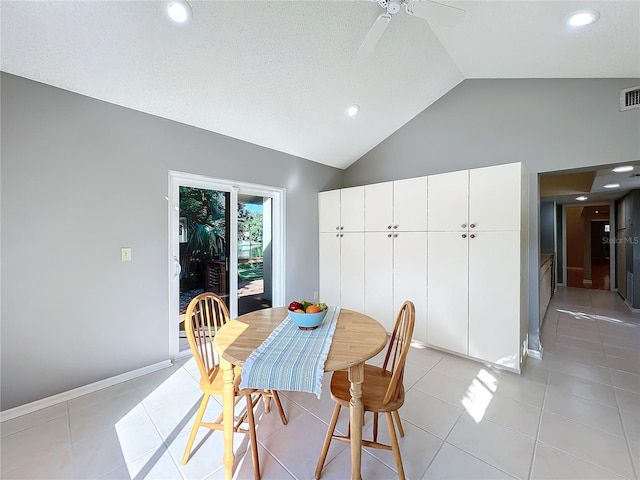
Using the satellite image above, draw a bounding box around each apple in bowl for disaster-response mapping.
[288,301,328,329]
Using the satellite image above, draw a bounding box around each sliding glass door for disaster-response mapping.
[169,172,285,358]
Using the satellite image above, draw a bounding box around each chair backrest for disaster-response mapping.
[184,292,231,386]
[381,301,415,405]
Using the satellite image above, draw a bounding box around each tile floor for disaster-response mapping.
[1,287,639,479]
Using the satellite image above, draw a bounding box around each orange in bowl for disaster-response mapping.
[306,304,321,313]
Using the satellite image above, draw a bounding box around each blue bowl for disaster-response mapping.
[288,310,327,329]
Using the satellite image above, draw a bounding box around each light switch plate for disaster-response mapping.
[121,247,132,262]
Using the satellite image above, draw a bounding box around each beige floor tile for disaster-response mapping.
[412,370,472,408]
[607,355,640,374]
[68,380,139,413]
[552,334,603,353]
[480,392,541,438]
[206,443,295,480]
[400,389,463,439]
[447,414,535,480]
[620,408,640,445]
[422,443,515,479]
[2,445,75,480]
[0,402,68,438]
[318,441,396,480]
[538,411,634,479]
[0,416,70,473]
[531,442,626,479]
[610,369,640,394]
[544,386,624,436]
[362,416,443,479]
[615,387,640,415]
[547,370,617,407]
[259,410,348,480]
[98,445,183,480]
[544,356,612,386]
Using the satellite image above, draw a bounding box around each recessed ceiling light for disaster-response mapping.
[166,0,192,24]
[576,196,588,201]
[565,10,600,27]
[604,183,620,189]
[345,104,360,117]
[613,166,634,173]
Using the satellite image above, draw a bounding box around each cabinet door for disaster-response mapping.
[468,231,520,370]
[394,177,428,231]
[427,231,469,354]
[319,190,341,233]
[428,170,469,231]
[364,232,394,332]
[365,182,393,232]
[340,186,365,232]
[394,232,428,344]
[319,233,341,306]
[469,163,521,231]
[340,233,365,312]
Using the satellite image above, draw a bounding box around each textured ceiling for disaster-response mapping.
[2,1,639,169]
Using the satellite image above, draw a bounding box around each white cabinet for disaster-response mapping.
[426,162,527,371]
[365,177,428,232]
[468,231,521,368]
[319,232,364,312]
[427,231,469,354]
[319,186,364,233]
[427,170,469,232]
[393,232,428,344]
[320,163,527,372]
[364,231,428,342]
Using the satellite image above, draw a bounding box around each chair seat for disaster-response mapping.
[330,364,405,413]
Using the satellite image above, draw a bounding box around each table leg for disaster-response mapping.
[348,361,365,480]
[220,357,235,480]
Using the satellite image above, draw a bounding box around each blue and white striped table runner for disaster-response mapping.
[239,306,340,398]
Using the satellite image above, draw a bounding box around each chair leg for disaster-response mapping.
[271,391,288,425]
[393,410,405,437]
[373,412,379,442]
[314,403,341,479]
[181,393,211,465]
[263,390,272,413]
[385,412,405,480]
[245,394,261,480]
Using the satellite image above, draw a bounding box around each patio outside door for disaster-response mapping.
[168,171,285,359]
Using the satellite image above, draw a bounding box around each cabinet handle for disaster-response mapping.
[462,234,467,239]
[387,225,392,229]
[340,226,344,230]
[388,233,392,238]
[470,223,476,228]
[336,226,340,230]
[340,234,344,237]
[462,223,467,228]
[393,233,398,238]
[393,225,398,229]
[336,233,340,237]
[470,234,476,239]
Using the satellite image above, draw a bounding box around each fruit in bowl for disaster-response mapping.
[287,301,328,329]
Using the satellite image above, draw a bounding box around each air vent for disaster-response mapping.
[620,86,640,111]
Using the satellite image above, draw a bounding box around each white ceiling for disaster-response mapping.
[1,1,639,169]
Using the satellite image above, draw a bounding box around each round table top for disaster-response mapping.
[214,307,388,372]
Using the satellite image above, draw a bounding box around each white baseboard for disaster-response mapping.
[527,348,543,360]
[0,359,173,423]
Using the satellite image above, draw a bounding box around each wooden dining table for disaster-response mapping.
[214,306,388,480]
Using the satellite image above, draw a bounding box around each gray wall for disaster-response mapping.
[0,73,343,410]
[556,205,564,284]
[344,78,640,353]
[540,201,556,254]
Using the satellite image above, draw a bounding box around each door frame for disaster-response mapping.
[561,201,615,292]
[168,170,286,360]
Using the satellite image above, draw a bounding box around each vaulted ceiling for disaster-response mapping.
[2,1,639,169]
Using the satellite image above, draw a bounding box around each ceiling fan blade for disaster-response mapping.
[405,0,466,27]
[357,13,392,54]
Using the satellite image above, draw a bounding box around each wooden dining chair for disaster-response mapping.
[315,301,415,480]
[180,292,287,480]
